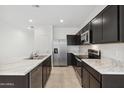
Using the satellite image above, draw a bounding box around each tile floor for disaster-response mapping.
[45,66,81,88]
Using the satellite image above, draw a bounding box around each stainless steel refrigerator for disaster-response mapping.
[53,39,67,67]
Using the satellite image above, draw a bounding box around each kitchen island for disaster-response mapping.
[81,58,124,88]
[0,55,52,88]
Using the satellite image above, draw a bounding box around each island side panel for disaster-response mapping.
[102,75,124,88]
[0,74,29,88]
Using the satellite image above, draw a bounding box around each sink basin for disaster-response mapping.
[24,55,47,60]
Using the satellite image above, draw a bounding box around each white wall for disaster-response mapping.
[67,46,80,54]
[34,26,53,54]
[0,23,34,61]
[0,24,53,63]
[53,27,78,40]
[79,43,124,62]
[0,22,53,62]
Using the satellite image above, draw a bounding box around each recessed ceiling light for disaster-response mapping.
[60,19,64,23]
[29,19,33,23]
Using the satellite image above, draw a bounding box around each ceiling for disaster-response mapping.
[0,5,105,29]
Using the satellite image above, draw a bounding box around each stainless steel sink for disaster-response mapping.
[24,55,47,60]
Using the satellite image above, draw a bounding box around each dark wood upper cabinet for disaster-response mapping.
[67,35,80,45]
[102,5,118,43]
[76,5,124,44]
[91,13,103,43]
[91,5,119,44]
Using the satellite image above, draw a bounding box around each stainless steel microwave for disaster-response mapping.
[81,30,90,44]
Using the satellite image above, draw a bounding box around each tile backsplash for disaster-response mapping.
[79,43,124,62]
[67,46,80,54]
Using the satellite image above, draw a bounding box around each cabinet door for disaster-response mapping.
[102,6,118,42]
[31,65,42,88]
[42,61,47,88]
[67,53,72,66]
[68,53,76,66]
[75,35,81,45]
[91,13,103,43]
[89,75,100,88]
[72,54,77,69]
[119,5,124,42]
[67,35,75,45]
[67,35,80,45]
[47,57,51,78]
[82,68,90,88]
[46,57,51,80]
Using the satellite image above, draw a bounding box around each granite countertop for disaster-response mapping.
[0,55,51,76]
[81,58,124,75]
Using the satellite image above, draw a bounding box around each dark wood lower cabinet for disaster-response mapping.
[81,60,124,88]
[30,64,42,88]
[42,56,52,88]
[67,53,76,66]
[42,61,47,88]
[67,53,72,66]
[82,68,90,88]
[30,56,52,88]
[89,74,100,88]
[82,67,101,88]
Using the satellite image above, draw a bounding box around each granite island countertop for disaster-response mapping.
[81,58,124,75]
[0,55,51,76]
